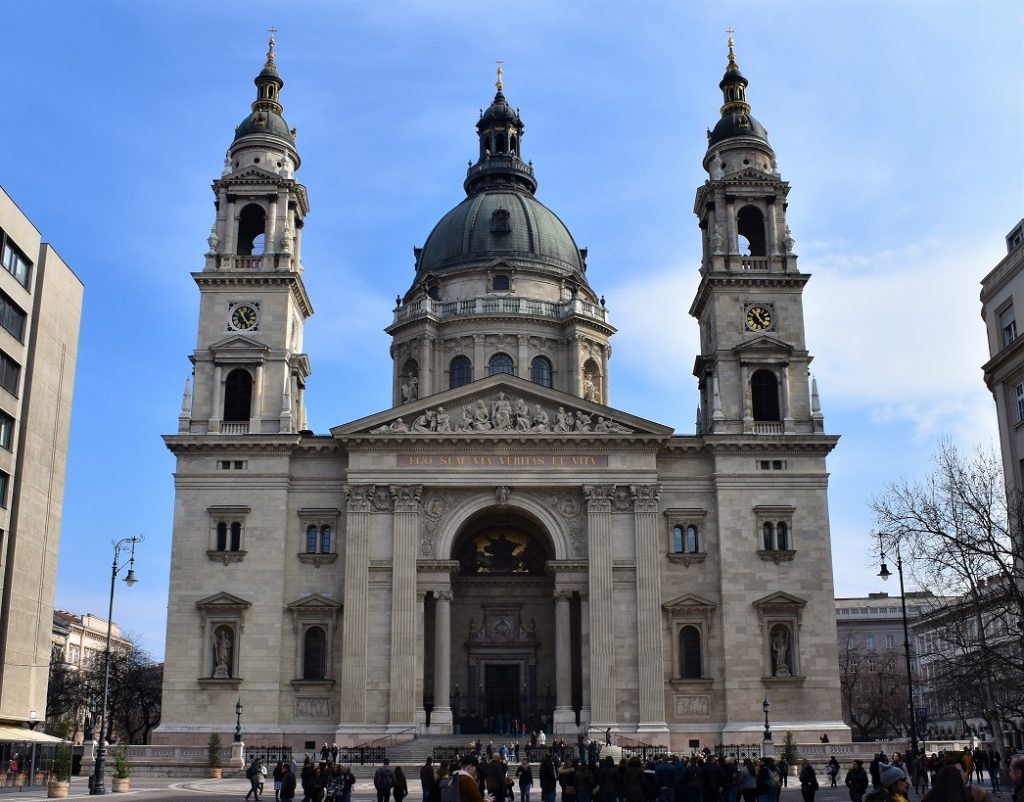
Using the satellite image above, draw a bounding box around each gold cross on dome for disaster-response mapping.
[496,58,504,91]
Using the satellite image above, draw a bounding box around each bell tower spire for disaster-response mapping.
[181,33,314,436]
[690,34,823,437]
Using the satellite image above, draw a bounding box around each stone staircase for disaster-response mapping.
[380,735,623,768]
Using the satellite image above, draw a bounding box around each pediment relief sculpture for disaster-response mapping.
[368,391,633,435]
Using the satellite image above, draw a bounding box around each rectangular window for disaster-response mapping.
[0,236,31,287]
[1002,307,1018,347]
[0,291,26,341]
[1016,383,1024,423]
[885,633,896,649]
[0,411,12,450]
[0,471,8,508]
[0,351,19,397]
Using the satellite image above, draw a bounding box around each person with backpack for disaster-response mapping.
[247,758,265,801]
[374,760,396,802]
[446,754,486,802]
[517,757,535,802]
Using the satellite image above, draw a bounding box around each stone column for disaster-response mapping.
[631,485,668,740]
[740,363,751,431]
[388,485,422,728]
[553,589,574,732]
[725,197,736,257]
[209,364,223,432]
[224,197,237,256]
[266,194,279,255]
[340,486,372,728]
[569,336,582,397]
[251,363,264,434]
[415,590,428,727]
[420,336,432,398]
[579,592,591,729]
[600,345,610,406]
[518,335,529,379]
[781,364,792,432]
[766,199,778,265]
[432,589,453,731]
[473,335,485,381]
[584,485,616,728]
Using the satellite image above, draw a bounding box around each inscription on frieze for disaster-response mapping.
[399,453,609,470]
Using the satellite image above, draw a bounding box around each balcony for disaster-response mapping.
[221,422,250,435]
[741,257,769,270]
[234,256,262,270]
[391,295,610,327]
[752,422,783,435]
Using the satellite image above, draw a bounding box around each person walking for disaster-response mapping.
[374,760,396,802]
[393,767,409,802]
[541,756,559,802]
[247,758,264,801]
[827,758,840,788]
[518,757,535,802]
[798,761,818,802]
[846,761,869,802]
[864,764,910,802]
[273,762,286,801]
[737,760,757,802]
[422,758,436,802]
[281,765,297,802]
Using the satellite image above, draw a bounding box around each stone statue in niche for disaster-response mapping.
[213,626,233,678]
[711,225,724,254]
[771,627,791,676]
[401,376,419,403]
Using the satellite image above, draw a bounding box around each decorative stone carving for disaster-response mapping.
[783,225,796,255]
[495,486,511,506]
[212,626,233,679]
[369,486,394,513]
[401,376,419,403]
[368,392,632,435]
[674,694,710,717]
[630,484,661,514]
[345,485,373,513]
[390,484,422,513]
[423,494,448,519]
[295,697,330,719]
[611,486,633,512]
[207,225,220,255]
[711,225,723,253]
[280,225,292,254]
[583,485,615,513]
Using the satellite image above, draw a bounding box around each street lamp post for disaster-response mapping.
[234,698,243,743]
[877,534,920,759]
[89,535,143,796]
[762,697,772,743]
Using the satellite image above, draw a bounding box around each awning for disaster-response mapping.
[0,724,64,743]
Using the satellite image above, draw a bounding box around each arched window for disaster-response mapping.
[751,369,780,421]
[303,626,327,680]
[223,369,253,422]
[531,356,553,388]
[216,522,228,552]
[237,204,267,256]
[736,205,766,257]
[449,356,472,389]
[320,526,332,554]
[306,525,318,554]
[229,522,241,551]
[686,525,699,554]
[672,525,684,553]
[763,522,774,551]
[776,521,789,550]
[679,626,703,679]
[488,353,514,376]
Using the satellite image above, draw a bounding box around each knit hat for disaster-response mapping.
[879,764,906,788]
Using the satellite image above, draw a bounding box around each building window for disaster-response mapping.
[1001,306,1017,346]
[449,355,472,388]
[0,351,20,397]
[0,471,8,508]
[209,506,249,558]
[756,507,795,554]
[297,509,340,565]
[223,369,253,422]
[488,353,514,376]
[236,204,266,256]
[0,291,26,341]
[305,525,332,554]
[215,521,243,551]
[736,205,767,256]
[672,524,700,554]
[531,356,553,388]
[1017,383,1024,423]
[865,634,876,650]
[305,524,318,554]
[0,235,31,287]
[492,273,511,290]
[0,411,13,450]
[678,625,703,679]
[884,633,896,649]
[303,626,328,680]
[751,369,780,421]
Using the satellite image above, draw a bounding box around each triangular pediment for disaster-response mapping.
[223,165,289,183]
[331,373,674,439]
[195,591,251,610]
[662,593,717,611]
[752,591,807,609]
[732,335,793,354]
[208,334,269,353]
[287,593,342,610]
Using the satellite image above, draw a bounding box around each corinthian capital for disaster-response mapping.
[390,484,423,513]
[583,484,616,513]
[345,484,373,513]
[629,484,661,513]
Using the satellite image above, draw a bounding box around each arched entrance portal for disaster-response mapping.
[439,510,558,734]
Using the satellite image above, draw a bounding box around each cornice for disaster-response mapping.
[192,271,314,318]
[388,313,616,339]
[163,434,329,456]
[689,272,810,319]
[699,434,839,455]
[337,433,669,449]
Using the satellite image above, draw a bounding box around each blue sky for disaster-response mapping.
[4,0,1021,660]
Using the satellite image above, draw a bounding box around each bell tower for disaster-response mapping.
[181,32,313,435]
[690,34,824,436]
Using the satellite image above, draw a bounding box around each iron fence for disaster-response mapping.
[247,746,294,765]
[338,747,386,765]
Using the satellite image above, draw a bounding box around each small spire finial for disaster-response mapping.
[496,58,504,92]
[267,27,277,63]
[726,27,736,63]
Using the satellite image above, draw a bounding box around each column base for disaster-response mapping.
[553,707,577,734]
[761,739,775,757]
[415,708,427,726]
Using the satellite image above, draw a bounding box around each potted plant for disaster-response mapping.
[207,733,223,779]
[47,742,71,798]
[112,744,131,792]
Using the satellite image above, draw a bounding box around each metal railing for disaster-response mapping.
[336,747,386,765]
[247,746,293,765]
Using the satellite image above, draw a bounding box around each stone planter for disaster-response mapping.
[208,768,223,779]
[113,777,130,792]
[47,780,69,798]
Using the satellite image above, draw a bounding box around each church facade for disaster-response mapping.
[156,36,848,751]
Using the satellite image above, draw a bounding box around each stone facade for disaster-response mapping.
[156,37,849,751]
[0,186,83,728]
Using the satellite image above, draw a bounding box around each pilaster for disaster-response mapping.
[388,484,422,727]
[631,484,668,740]
[340,485,372,724]
[583,484,616,727]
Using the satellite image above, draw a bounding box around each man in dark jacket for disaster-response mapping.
[845,760,869,802]
[540,757,558,802]
[281,765,297,802]
[421,758,436,802]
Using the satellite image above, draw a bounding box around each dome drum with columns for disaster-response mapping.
[157,37,849,752]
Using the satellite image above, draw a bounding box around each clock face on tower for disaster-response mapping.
[229,303,258,331]
[745,304,773,331]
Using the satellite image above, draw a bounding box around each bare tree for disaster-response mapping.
[872,441,1024,757]
[839,639,909,740]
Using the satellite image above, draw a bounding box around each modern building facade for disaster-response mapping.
[156,36,849,750]
[0,187,83,729]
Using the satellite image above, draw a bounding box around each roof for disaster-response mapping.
[0,725,64,744]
